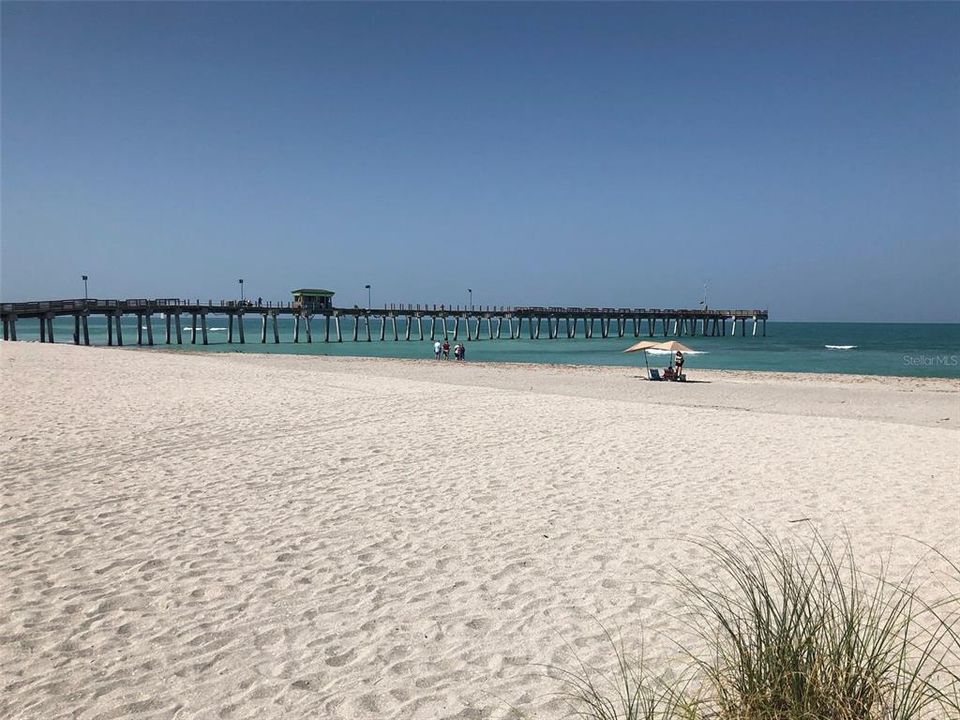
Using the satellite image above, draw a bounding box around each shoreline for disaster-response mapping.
[4,342,957,430]
[29,340,960,388]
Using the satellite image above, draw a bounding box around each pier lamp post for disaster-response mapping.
[81,275,88,302]
[239,279,244,303]
[468,288,472,310]
[365,284,371,309]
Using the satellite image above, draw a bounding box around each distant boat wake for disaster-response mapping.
[825,344,857,350]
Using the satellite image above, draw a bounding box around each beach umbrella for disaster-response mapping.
[622,340,661,375]
[624,340,696,378]
[623,340,661,353]
[650,340,694,354]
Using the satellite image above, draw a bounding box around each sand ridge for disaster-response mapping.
[2,342,958,719]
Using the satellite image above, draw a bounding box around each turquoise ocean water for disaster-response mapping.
[11,317,960,379]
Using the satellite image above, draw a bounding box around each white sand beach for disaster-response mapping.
[1,342,958,720]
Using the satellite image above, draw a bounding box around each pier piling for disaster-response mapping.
[1,300,768,349]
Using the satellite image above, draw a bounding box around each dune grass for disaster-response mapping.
[549,628,697,720]
[554,529,959,720]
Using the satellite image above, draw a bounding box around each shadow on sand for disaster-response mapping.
[630,375,712,384]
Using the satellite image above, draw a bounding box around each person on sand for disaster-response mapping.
[442,340,450,359]
[675,351,684,377]
[460,343,466,362]
[453,343,461,361]
[663,365,676,381]
[434,340,441,360]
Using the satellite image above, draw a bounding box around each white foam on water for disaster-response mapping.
[141,326,226,331]
[647,348,709,355]
[825,345,857,350]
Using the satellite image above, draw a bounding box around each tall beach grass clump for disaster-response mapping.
[555,529,959,720]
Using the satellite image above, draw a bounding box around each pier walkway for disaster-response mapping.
[1,299,768,346]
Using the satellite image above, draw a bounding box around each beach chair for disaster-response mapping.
[649,369,661,381]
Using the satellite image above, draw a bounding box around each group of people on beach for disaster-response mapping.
[433,339,466,361]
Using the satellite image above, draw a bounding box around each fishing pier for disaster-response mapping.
[1,299,768,346]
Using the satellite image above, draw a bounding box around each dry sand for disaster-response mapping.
[2,342,958,720]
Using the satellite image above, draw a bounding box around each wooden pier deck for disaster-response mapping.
[1,299,768,346]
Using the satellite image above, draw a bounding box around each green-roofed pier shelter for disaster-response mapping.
[291,289,334,311]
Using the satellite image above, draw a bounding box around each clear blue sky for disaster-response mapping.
[2,2,958,321]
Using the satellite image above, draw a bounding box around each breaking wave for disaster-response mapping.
[647,348,709,355]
